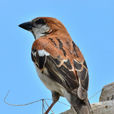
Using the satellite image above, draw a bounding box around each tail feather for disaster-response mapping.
[70,95,91,114]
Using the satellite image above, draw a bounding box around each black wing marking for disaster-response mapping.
[72,41,89,91]
[73,59,89,100]
[64,60,72,69]
[31,50,46,69]
[45,56,79,91]
[73,60,82,70]
[77,60,89,90]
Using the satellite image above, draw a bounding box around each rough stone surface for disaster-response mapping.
[99,82,114,102]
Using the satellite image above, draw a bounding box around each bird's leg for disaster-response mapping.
[44,100,57,114]
[45,92,60,114]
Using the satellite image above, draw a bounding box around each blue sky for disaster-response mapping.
[0,0,114,114]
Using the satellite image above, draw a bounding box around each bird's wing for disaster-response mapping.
[32,36,89,97]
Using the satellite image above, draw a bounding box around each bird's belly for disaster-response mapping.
[36,67,62,93]
[35,66,71,101]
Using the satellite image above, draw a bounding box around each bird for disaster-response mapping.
[19,17,91,114]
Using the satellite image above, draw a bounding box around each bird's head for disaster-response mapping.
[19,17,68,39]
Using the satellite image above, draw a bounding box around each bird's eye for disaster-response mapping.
[35,19,45,25]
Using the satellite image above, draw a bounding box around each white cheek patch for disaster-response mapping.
[32,25,50,39]
[38,50,50,56]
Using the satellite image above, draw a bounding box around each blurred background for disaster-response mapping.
[0,0,114,113]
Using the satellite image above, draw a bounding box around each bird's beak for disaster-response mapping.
[19,21,33,31]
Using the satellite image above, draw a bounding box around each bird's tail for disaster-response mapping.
[70,95,91,114]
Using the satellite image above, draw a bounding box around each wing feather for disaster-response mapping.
[32,36,89,93]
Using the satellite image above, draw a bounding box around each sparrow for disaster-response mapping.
[19,17,90,114]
